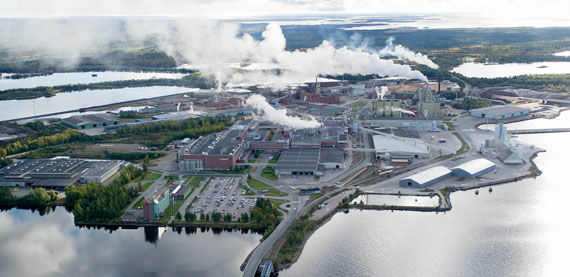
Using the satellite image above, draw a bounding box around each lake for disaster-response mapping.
[281,113,570,276]
[0,71,186,90]
[0,86,196,121]
[553,51,570,57]
[451,62,570,78]
[0,207,261,276]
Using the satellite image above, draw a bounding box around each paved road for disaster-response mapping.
[175,177,210,216]
[242,193,306,277]
[123,174,168,215]
[243,124,372,276]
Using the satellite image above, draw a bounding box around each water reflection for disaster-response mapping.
[0,71,186,90]
[451,61,570,78]
[0,86,194,121]
[0,207,262,276]
[281,115,570,276]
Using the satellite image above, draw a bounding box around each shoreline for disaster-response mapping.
[265,114,550,272]
[0,90,193,123]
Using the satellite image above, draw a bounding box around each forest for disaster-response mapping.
[0,116,233,160]
[64,164,143,222]
[0,72,217,100]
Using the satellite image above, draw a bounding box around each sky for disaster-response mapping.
[1,0,569,22]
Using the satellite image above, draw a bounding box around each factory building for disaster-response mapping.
[319,148,345,169]
[372,134,430,160]
[275,149,321,176]
[62,114,119,129]
[399,166,453,188]
[362,118,441,131]
[451,158,496,178]
[374,99,404,117]
[469,105,530,119]
[0,158,124,188]
[143,188,170,221]
[275,148,345,176]
[178,120,253,170]
[417,87,441,117]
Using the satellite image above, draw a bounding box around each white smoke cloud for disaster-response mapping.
[375,86,388,100]
[378,37,439,69]
[0,18,429,84]
[245,94,321,129]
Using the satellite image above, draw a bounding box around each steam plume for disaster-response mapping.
[0,18,430,84]
[379,37,439,69]
[245,94,321,129]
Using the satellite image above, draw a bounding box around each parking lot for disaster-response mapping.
[189,177,256,219]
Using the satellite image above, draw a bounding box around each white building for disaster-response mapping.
[399,166,452,188]
[451,158,496,178]
[469,105,530,120]
[373,134,430,160]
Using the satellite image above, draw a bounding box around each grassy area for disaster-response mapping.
[133,197,145,209]
[248,158,257,163]
[131,171,162,192]
[260,166,278,181]
[239,184,255,195]
[452,131,470,155]
[165,175,179,181]
[163,201,183,218]
[141,180,156,192]
[268,154,280,164]
[309,192,324,201]
[145,171,162,182]
[270,198,288,208]
[247,177,287,197]
[212,165,251,174]
[185,176,204,188]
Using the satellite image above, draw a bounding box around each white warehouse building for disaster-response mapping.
[469,105,530,120]
[373,135,430,160]
[399,166,452,188]
[451,158,496,178]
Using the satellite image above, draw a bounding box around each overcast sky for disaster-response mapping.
[1,0,569,21]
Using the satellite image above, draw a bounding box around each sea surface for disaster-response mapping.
[0,207,261,276]
[452,62,570,78]
[281,112,570,276]
[0,71,186,90]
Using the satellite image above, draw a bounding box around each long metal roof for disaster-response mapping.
[451,158,495,176]
[401,166,452,185]
[372,135,429,155]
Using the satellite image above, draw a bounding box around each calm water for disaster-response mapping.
[352,194,439,207]
[0,86,195,121]
[0,71,186,90]
[282,114,570,276]
[553,51,570,57]
[452,62,570,78]
[0,207,261,276]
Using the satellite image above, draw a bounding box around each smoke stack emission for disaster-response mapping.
[379,37,439,69]
[245,94,321,129]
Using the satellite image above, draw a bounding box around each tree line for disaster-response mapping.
[0,116,233,159]
[0,72,217,100]
[64,164,143,223]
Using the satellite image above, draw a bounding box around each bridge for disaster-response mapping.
[508,128,570,135]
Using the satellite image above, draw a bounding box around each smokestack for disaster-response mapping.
[177,102,180,112]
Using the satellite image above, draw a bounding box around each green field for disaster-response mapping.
[260,166,278,181]
[247,177,287,197]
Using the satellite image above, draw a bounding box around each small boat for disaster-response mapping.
[91,73,98,77]
[489,187,493,192]
[536,65,548,69]
[475,190,479,195]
